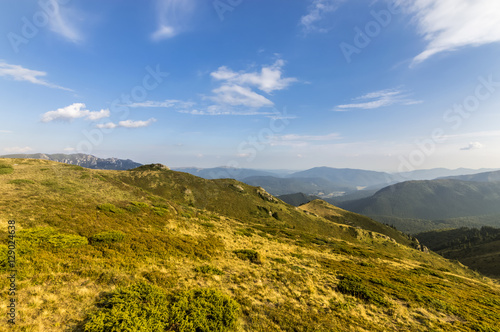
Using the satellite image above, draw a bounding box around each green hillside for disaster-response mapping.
[340,179,500,221]
[416,227,500,279]
[0,159,500,331]
[298,200,417,248]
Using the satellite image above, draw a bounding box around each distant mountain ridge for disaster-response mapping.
[441,170,500,183]
[339,179,500,225]
[0,153,142,170]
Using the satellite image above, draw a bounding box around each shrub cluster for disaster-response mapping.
[84,283,239,332]
[233,249,263,264]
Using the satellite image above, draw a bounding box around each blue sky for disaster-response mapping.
[1,0,500,171]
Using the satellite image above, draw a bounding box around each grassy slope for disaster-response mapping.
[298,200,414,247]
[0,159,499,331]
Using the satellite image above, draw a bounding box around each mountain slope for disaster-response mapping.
[416,227,500,279]
[172,167,279,180]
[443,170,500,183]
[242,175,353,196]
[340,179,500,220]
[0,153,142,170]
[277,193,320,206]
[298,200,416,248]
[288,167,395,188]
[0,158,499,331]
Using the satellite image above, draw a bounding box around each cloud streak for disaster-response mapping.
[335,88,422,111]
[0,61,72,91]
[96,118,157,129]
[400,0,500,65]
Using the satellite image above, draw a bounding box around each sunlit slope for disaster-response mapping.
[299,199,415,247]
[0,159,498,332]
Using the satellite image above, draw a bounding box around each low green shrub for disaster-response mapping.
[233,249,263,264]
[19,227,88,249]
[194,265,224,275]
[97,203,123,214]
[337,274,388,306]
[84,283,239,332]
[153,207,169,216]
[90,231,126,244]
[0,163,14,175]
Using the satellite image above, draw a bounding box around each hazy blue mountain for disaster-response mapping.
[0,153,142,170]
[395,168,498,182]
[241,176,354,196]
[441,170,500,183]
[287,167,396,188]
[172,167,282,180]
[340,179,500,221]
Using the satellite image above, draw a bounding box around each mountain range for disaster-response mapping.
[1,157,499,331]
[0,153,142,170]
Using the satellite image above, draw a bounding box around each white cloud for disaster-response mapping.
[399,0,500,65]
[0,130,12,134]
[300,0,343,33]
[151,0,195,41]
[125,100,195,108]
[0,61,72,91]
[4,146,33,153]
[335,88,422,111]
[95,122,118,129]
[119,118,157,128]
[211,60,297,94]
[41,103,110,122]
[63,147,76,152]
[460,142,483,151]
[206,60,297,111]
[97,118,157,129]
[48,2,83,43]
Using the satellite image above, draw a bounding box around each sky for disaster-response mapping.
[1,0,500,172]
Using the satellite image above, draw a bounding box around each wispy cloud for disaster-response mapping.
[211,60,298,94]
[300,0,343,34]
[4,146,33,153]
[96,118,157,129]
[151,0,195,41]
[48,2,83,43]
[125,100,195,108]
[208,60,297,111]
[0,130,13,134]
[460,142,483,151]
[400,0,500,65]
[41,103,110,122]
[210,85,274,108]
[335,88,422,111]
[179,106,274,116]
[270,132,341,147]
[0,61,72,91]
